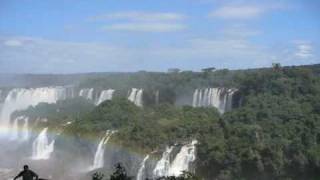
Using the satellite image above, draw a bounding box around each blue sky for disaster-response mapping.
[0,0,319,73]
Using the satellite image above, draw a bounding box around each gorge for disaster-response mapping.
[0,65,320,180]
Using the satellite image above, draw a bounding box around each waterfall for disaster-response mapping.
[192,88,237,113]
[91,139,106,170]
[153,146,174,177]
[10,116,29,141]
[198,90,203,107]
[155,90,160,105]
[10,117,19,140]
[79,88,94,100]
[192,89,198,107]
[135,89,143,107]
[153,141,198,177]
[90,130,115,170]
[168,140,197,177]
[0,87,67,135]
[225,89,237,112]
[128,88,143,107]
[65,86,75,99]
[96,89,115,105]
[136,155,150,180]
[128,88,138,104]
[32,128,55,160]
[21,117,29,141]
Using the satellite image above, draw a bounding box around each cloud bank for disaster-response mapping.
[89,11,187,33]
[1,36,317,73]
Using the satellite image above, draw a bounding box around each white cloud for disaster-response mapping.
[220,24,262,38]
[3,40,23,47]
[89,11,186,33]
[0,37,134,73]
[103,22,186,32]
[154,38,271,68]
[89,11,186,22]
[294,42,314,59]
[0,36,318,73]
[209,5,264,19]
[0,36,270,72]
[208,2,287,20]
[269,40,317,66]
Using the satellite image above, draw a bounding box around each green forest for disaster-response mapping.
[15,65,320,180]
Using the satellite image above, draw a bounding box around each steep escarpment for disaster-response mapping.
[1,65,320,179]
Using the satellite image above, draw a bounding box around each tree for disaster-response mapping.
[92,172,104,180]
[110,163,132,180]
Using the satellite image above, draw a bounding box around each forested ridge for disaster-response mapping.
[198,67,320,179]
[14,65,320,180]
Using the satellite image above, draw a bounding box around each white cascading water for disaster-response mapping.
[135,89,143,107]
[153,146,174,177]
[10,116,29,141]
[136,155,150,180]
[10,117,19,140]
[90,130,115,170]
[168,140,198,176]
[192,89,199,108]
[128,88,143,107]
[0,87,66,136]
[21,117,29,141]
[153,141,198,178]
[155,90,160,105]
[0,89,3,105]
[192,88,236,113]
[128,88,137,103]
[95,89,115,105]
[0,90,3,113]
[32,128,55,160]
[225,89,237,111]
[79,88,94,100]
[65,86,76,99]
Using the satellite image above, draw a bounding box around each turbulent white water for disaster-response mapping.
[79,88,94,100]
[90,130,115,170]
[136,155,150,180]
[153,140,198,178]
[192,88,236,113]
[96,89,115,105]
[128,88,143,107]
[153,146,174,177]
[168,140,198,176]
[0,87,67,135]
[32,128,55,160]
